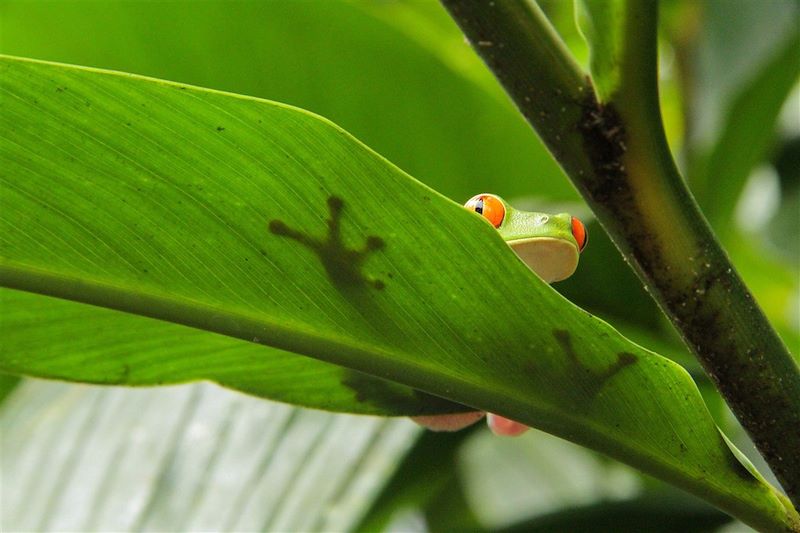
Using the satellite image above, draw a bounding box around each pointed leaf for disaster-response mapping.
[0,57,796,530]
[0,0,572,203]
[0,289,431,415]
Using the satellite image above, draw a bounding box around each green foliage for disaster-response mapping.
[5,60,789,525]
[1,0,798,531]
[686,0,800,235]
[0,0,570,204]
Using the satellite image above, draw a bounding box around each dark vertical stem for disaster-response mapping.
[441,0,800,507]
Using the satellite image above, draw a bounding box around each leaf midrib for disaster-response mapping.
[1,259,532,414]
[0,262,743,509]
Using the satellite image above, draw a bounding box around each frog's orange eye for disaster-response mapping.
[571,216,588,252]
[465,194,505,228]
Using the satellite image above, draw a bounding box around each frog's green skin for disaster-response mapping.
[491,196,581,283]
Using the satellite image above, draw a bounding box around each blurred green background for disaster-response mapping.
[1,0,797,531]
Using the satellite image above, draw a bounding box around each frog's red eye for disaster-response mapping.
[571,216,588,252]
[465,194,505,228]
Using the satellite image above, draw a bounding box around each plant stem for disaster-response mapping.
[441,0,800,508]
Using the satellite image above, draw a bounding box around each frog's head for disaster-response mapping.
[465,193,588,283]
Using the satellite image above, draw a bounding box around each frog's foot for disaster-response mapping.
[411,411,528,436]
[487,414,528,437]
[411,411,485,432]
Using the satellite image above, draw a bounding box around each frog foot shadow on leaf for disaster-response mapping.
[269,195,386,290]
[553,329,637,397]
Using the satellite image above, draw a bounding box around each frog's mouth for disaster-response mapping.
[507,237,579,283]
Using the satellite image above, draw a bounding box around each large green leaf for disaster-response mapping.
[0,0,719,352]
[0,289,423,415]
[1,380,419,531]
[1,57,797,530]
[0,0,571,204]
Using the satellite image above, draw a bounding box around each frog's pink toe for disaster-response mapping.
[411,411,485,432]
[487,414,528,436]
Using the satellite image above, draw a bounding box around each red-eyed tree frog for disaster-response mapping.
[413,193,588,436]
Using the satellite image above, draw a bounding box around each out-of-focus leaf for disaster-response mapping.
[0,0,572,204]
[356,1,504,101]
[0,374,20,404]
[687,0,798,148]
[497,494,732,533]
[538,0,591,67]
[695,32,800,234]
[575,0,626,101]
[425,473,485,533]
[356,430,473,533]
[766,135,800,266]
[458,429,732,532]
[457,428,641,529]
[0,380,420,532]
[1,58,795,529]
[685,0,799,234]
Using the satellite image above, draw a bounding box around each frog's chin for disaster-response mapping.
[507,237,579,283]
